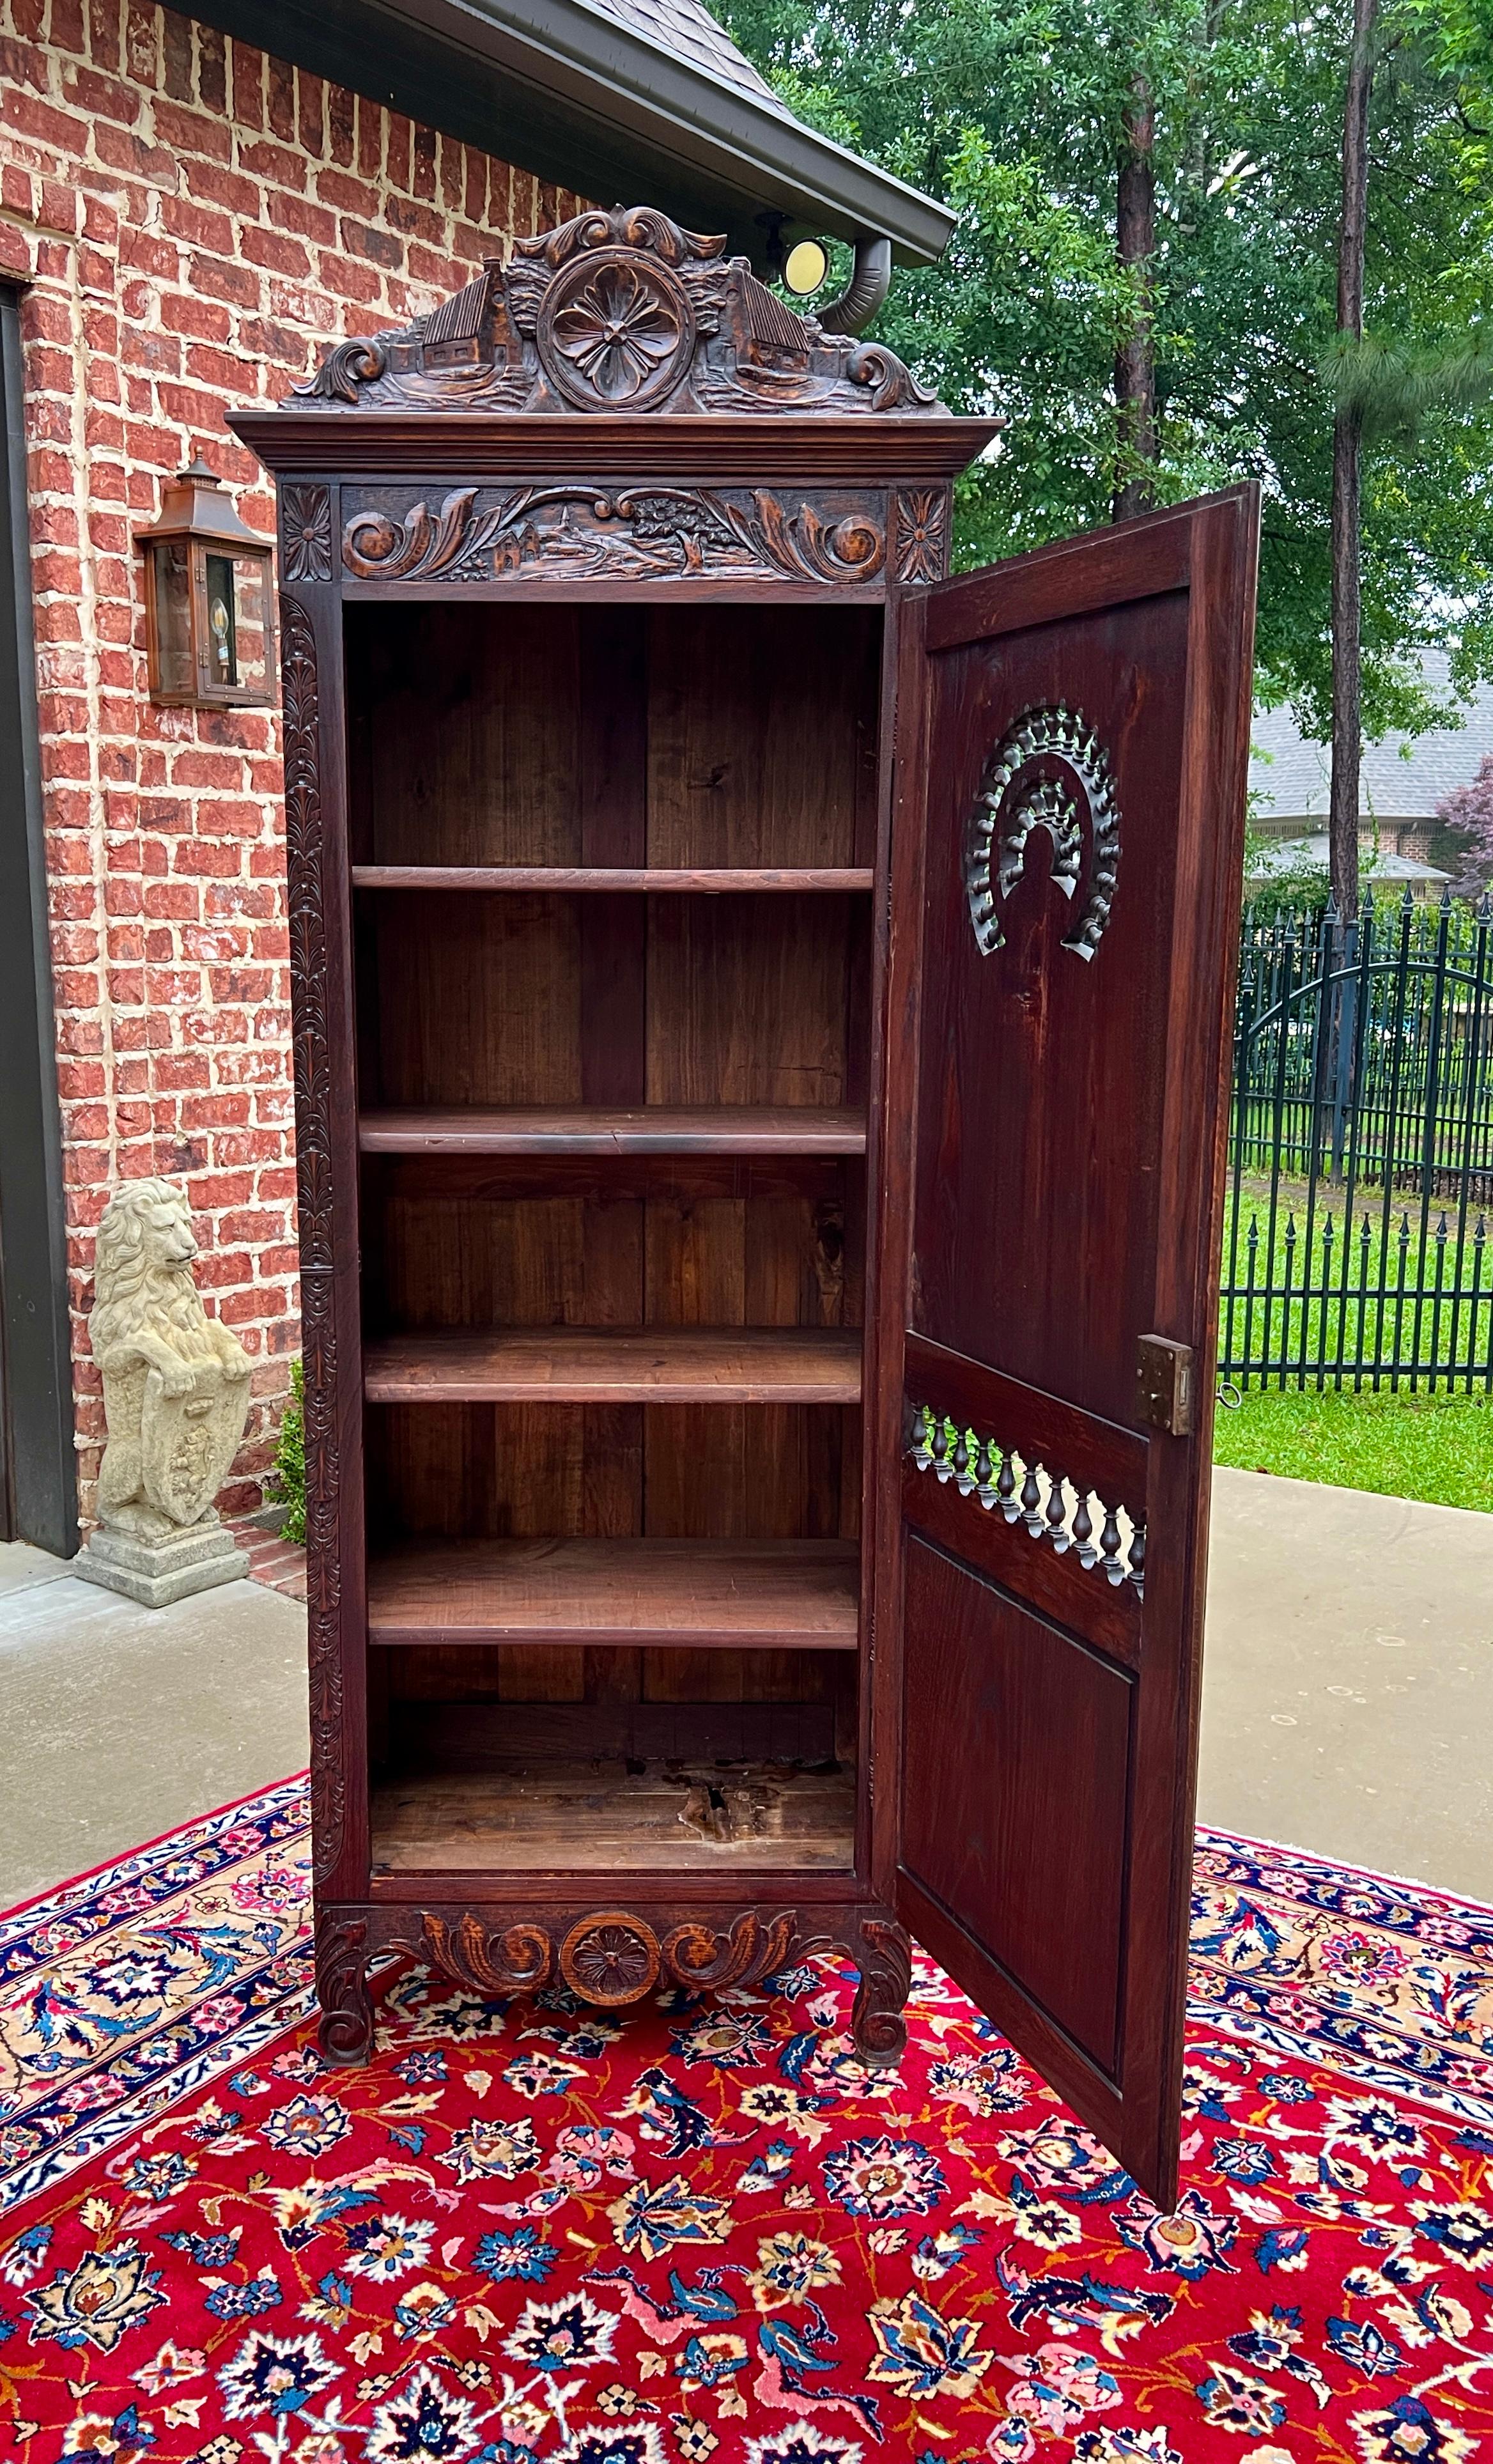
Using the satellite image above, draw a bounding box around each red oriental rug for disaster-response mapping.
[2,1779,1492,2463]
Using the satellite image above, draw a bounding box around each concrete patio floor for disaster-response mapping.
[2,1466,1490,1910]
[0,1542,307,1908]
[1199,1465,1493,1901]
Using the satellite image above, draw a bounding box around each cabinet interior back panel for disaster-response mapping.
[348,603,879,1720]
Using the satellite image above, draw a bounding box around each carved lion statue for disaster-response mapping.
[90,1177,252,1537]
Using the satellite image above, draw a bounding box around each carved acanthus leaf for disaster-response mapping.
[341,484,885,589]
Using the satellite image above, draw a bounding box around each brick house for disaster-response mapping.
[0,0,951,1554]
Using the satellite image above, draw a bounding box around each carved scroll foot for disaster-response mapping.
[851,1916,913,2067]
[315,1912,373,2067]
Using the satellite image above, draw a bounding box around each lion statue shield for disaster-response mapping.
[89,1179,253,1537]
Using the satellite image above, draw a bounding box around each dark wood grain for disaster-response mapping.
[900,1535,1131,2071]
[371,1758,856,1874]
[230,410,1002,485]
[884,484,1260,2206]
[359,1107,867,1155]
[363,1327,863,1404]
[904,1331,1147,1508]
[351,867,876,893]
[367,1537,860,1648]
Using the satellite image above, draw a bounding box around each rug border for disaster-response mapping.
[7,1797,1489,1936]
[0,1766,311,1926]
[1195,1818,1493,1918]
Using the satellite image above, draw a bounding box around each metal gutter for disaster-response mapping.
[190,0,955,268]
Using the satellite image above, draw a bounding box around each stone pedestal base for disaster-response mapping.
[75,1519,251,1608]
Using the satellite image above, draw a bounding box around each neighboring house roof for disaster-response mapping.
[1250,651,1493,825]
[1247,834,1450,886]
[194,0,955,268]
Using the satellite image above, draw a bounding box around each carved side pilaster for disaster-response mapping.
[281,596,343,1889]
[851,1916,913,2065]
[315,1910,373,2065]
[281,598,334,1270]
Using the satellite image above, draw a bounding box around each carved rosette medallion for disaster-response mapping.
[964,704,1122,963]
[893,488,949,584]
[281,597,343,1888]
[281,483,332,583]
[559,1913,661,2005]
[536,249,695,411]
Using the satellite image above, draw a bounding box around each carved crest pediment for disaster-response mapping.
[291,204,943,419]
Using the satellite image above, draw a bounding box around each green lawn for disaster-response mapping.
[1212,1384,1493,1512]
[1219,1184,1492,1385]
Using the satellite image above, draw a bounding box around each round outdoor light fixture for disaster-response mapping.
[137,457,276,709]
[783,238,829,297]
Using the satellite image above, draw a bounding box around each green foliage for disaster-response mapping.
[1212,1384,1493,1509]
[267,1358,306,1547]
[1242,849,1334,921]
[722,0,1493,737]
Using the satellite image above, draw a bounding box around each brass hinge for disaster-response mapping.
[1136,1334,1195,1436]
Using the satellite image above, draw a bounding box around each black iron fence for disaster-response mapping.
[1221,888,1493,1391]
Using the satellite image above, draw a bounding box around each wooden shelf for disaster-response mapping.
[364,1326,862,1404]
[367,1537,860,1649]
[359,1106,867,1156]
[371,1756,856,1874]
[352,865,874,894]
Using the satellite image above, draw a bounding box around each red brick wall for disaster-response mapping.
[0,0,582,1525]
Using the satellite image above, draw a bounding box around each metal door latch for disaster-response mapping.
[1136,1335,1195,1436]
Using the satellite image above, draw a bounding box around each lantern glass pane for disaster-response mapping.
[226,550,272,697]
[151,541,194,697]
[205,551,238,687]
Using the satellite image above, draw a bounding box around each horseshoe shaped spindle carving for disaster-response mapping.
[964,703,1121,962]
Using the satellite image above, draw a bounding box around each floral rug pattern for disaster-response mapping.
[2,1780,1492,2462]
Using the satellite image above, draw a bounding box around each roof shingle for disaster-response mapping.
[1251,653,1493,823]
[584,0,788,116]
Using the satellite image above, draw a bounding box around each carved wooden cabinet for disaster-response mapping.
[233,204,1258,2206]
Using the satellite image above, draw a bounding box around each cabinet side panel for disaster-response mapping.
[283,585,367,1899]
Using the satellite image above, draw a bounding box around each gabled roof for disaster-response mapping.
[192,0,955,268]
[1251,652,1493,824]
[1248,835,1450,886]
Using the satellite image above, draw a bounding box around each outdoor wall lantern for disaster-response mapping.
[138,457,276,708]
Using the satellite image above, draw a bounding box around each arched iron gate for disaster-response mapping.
[1222,888,1493,1390]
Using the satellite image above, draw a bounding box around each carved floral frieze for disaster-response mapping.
[315,1902,915,2069]
[340,483,886,588]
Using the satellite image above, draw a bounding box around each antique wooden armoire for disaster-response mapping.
[233,203,1258,2208]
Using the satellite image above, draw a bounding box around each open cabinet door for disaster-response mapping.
[878,487,1259,2206]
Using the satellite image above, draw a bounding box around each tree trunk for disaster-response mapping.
[1113,75,1157,523]
[1329,0,1378,920]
